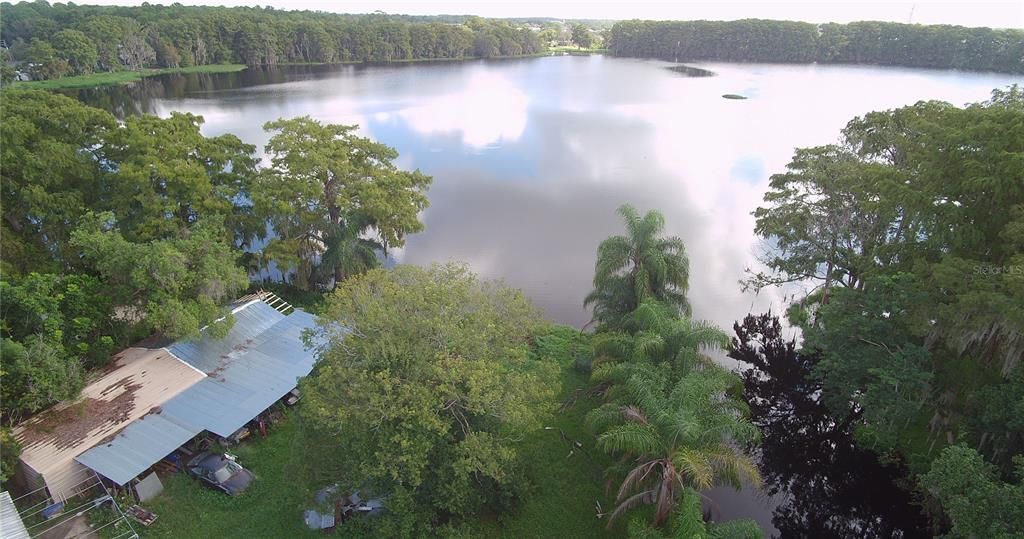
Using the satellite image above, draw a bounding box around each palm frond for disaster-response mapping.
[606,489,657,529]
[597,423,662,455]
[616,460,659,501]
[672,488,710,539]
[673,448,715,491]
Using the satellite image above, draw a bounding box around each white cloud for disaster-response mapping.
[396,71,529,148]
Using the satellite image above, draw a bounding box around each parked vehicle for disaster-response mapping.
[186,452,255,496]
[303,484,385,530]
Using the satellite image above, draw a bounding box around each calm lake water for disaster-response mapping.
[72,56,1020,537]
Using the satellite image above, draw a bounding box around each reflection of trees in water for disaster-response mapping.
[730,313,932,538]
[61,65,325,118]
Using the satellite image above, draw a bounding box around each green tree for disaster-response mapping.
[52,29,98,74]
[571,23,594,48]
[1,90,114,273]
[24,37,69,79]
[587,361,760,528]
[750,87,1024,476]
[69,212,248,339]
[300,264,559,531]
[0,337,83,423]
[803,274,935,458]
[99,111,260,245]
[0,427,21,483]
[255,117,431,289]
[921,445,1024,538]
[538,27,558,46]
[585,205,691,329]
[1,272,116,370]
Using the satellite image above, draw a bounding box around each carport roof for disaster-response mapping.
[74,302,323,486]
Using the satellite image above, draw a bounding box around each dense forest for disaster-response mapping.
[608,19,1024,73]
[0,1,544,81]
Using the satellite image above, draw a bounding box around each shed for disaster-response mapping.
[12,348,205,502]
[73,300,322,488]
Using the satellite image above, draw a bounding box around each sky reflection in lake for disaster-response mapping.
[132,56,1016,337]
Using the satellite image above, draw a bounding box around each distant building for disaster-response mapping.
[12,294,323,502]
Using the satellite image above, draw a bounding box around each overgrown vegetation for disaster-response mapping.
[582,206,764,534]
[7,64,246,89]
[297,264,559,534]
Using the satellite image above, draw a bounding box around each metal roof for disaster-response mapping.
[75,304,323,485]
[0,491,30,539]
[162,308,321,437]
[74,412,202,486]
[14,348,206,500]
[167,300,287,374]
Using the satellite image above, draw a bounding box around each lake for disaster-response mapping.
[71,55,1020,537]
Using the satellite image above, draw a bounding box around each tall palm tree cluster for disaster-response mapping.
[583,205,762,537]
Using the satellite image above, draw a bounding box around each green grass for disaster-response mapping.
[10,64,247,89]
[467,365,625,538]
[548,46,608,54]
[139,412,321,538]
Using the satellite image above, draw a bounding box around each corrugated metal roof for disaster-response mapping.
[0,491,31,539]
[14,348,206,500]
[75,412,202,486]
[74,304,323,485]
[167,300,286,373]
[161,309,322,437]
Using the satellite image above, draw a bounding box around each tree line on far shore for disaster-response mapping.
[4,2,1024,85]
[0,2,544,81]
[608,19,1024,73]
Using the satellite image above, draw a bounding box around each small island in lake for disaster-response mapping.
[667,65,716,77]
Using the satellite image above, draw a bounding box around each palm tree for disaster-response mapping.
[585,205,690,329]
[586,362,761,529]
[592,300,729,382]
[314,215,382,288]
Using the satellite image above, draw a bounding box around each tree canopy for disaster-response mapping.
[0,2,545,81]
[256,116,431,289]
[299,264,559,532]
[747,86,1024,531]
[608,19,1024,73]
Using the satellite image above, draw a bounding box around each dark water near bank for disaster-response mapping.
[69,57,1017,536]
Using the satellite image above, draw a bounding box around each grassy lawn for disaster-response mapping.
[547,46,608,55]
[139,413,319,538]
[467,365,625,538]
[135,359,626,538]
[10,64,247,90]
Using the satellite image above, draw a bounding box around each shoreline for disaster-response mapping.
[8,64,248,90]
[7,50,610,90]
